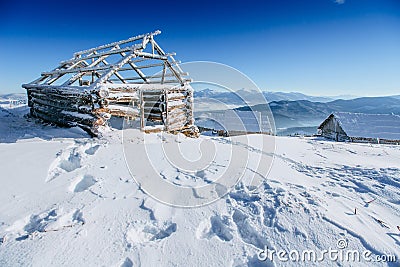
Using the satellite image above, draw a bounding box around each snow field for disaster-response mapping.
[0,106,399,266]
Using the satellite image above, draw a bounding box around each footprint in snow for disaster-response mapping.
[7,208,84,241]
[58,148,82,172]
[125,221,177,247]
[232,209,271,249]
[46,142,101,182]
[69,174,97,193]
[46,146,82,182]
[119,257,133,267]
[84,144,100,155]
[196,215,233,242]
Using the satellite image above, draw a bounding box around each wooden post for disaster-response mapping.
[140,90,145,130]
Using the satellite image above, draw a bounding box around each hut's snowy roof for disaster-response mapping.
[334,112,400,140]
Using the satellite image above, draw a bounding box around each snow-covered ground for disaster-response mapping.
[0,105,399,266]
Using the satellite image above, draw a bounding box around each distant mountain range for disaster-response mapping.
[0,93,27,106]
[237,96,400,131]
[193,89,358,106]
[262,91,335,102]
[194,89,400,135]
[0,93,26,101]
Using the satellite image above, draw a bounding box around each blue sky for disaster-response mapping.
[0,0,399,96]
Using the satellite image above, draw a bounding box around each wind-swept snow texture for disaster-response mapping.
[0,106,399,266]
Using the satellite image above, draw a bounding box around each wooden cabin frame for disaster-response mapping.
[22,30,197,136]
[317,114,347,141]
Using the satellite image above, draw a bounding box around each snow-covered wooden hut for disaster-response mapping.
[22,30,197,136]
[318,112,400,144]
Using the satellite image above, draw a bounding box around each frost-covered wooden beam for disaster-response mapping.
[96,57,127,84]
[137,61,173,69]
[117,63,161,71]
[118,49,148,83]
[31,63,68,84]
[137,79,192,84]
[151,40,184,85]
[96,53,136,84]
[133,51,169,60]
[63,49,121,86]
[40,61,89,85]
[74,30,161,57]
[151,38,185,74]
[42,64,114,76]
[109,72,188,81]
[61,44,143,65]
[46,53,175,84]
[114,61,180,72]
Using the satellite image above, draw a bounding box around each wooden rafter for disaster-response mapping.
[25,30,190,88]
[73,30,160,56]
[116,44,148,83]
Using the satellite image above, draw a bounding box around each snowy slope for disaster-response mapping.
[0,106,399,267]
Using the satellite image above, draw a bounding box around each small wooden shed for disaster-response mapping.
[22,30,197,136]
[318,112,400,144]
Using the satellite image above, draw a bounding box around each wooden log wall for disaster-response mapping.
[26,86,106,135]
[25,84,197,137]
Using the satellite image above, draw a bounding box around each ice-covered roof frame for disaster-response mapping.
[26,30,191,88]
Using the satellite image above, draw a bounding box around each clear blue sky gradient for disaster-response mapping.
[0,0,399,96]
